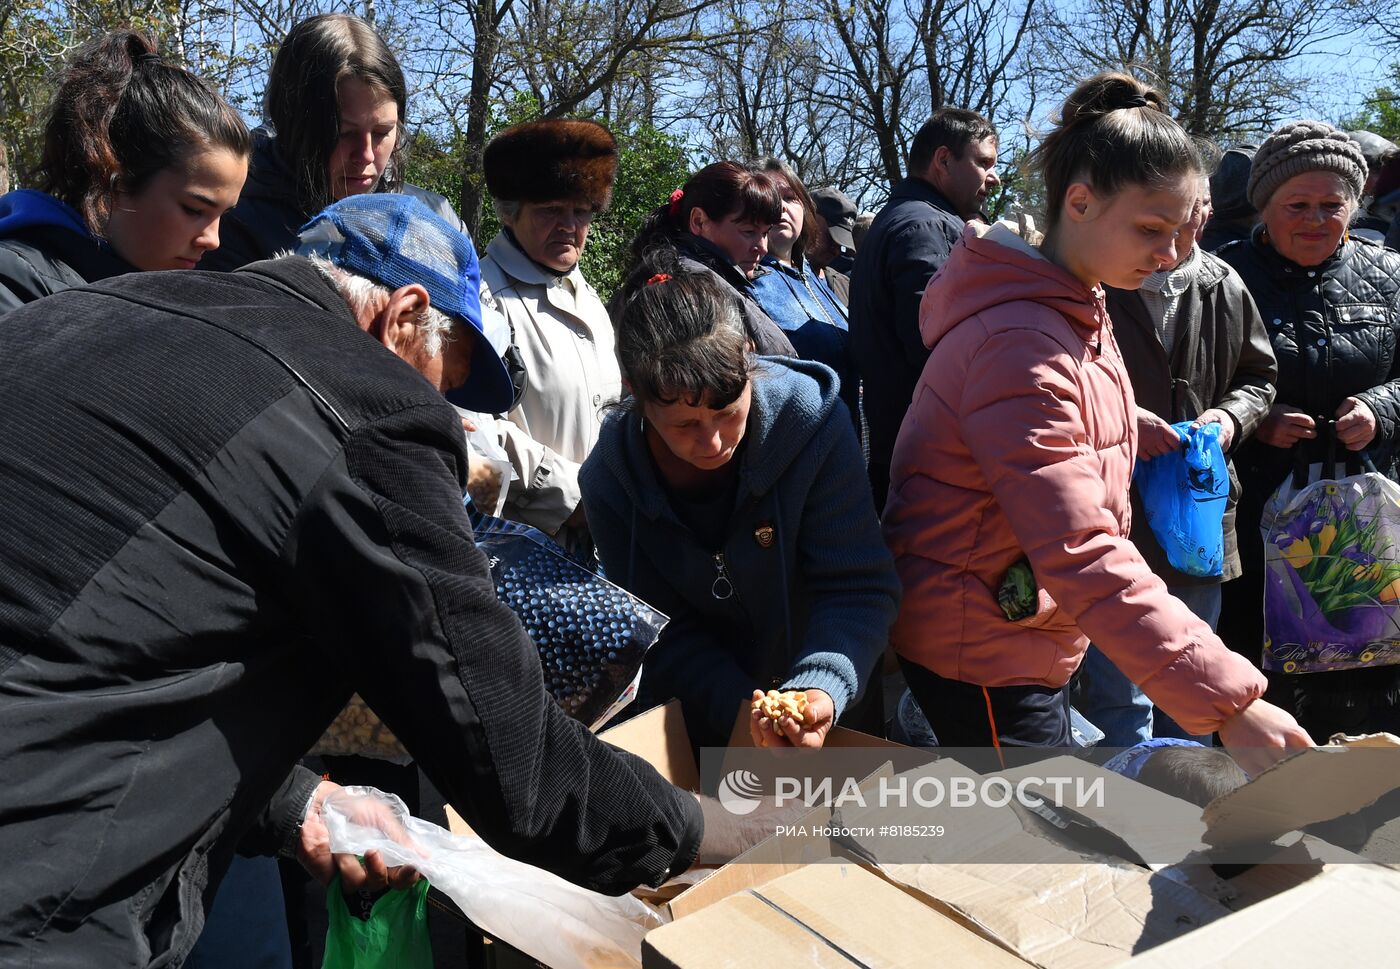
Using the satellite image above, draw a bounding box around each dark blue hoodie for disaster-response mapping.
[580,357,900,748]
[0,190,133,312]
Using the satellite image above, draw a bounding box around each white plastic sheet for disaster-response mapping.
[321,786,668,969]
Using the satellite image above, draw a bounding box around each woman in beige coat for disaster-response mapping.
[479,119,622,547]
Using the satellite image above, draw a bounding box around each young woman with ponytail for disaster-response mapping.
[882,72,1311,770]
[0,31,249,310]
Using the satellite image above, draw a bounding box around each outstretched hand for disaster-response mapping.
[296,782,421,895]
[1218,699,1314,777]
[749,689,835,749]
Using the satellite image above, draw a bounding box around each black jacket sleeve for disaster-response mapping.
[237,765,323,858]
[889,219,959,368]
[282,403,702,894]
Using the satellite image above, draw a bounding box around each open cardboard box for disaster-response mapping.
[446,720,1400,968]
[643,862,1028,969]
[857,734,1400,969]
[443,699,904,953]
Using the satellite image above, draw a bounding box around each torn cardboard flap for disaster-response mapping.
[1119,864,1400,968]
[994,757,1207,868]
[643,863,1029,969]
[982,735,1400,864]
[1202,732,1400,847]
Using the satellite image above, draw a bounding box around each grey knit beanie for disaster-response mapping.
[1248,120,1367,212]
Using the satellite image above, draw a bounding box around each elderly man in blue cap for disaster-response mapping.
[0,195,751,968]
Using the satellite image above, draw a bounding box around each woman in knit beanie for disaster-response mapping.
[1217,119,1400,743]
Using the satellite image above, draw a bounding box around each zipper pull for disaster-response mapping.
[711,552,734,600]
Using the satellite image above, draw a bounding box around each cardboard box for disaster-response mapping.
[642,863,1029,969]
[1119,864,1400,968]
[821,736,1400,969]
[445,700,902,920]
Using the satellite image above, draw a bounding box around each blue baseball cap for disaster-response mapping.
[296,193,515,413]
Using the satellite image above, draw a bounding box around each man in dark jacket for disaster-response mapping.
[0,195,720,967]
[849,108,999,508]
[1078,179,1277,744]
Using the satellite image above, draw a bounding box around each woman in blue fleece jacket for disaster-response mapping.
[581,264,900,749]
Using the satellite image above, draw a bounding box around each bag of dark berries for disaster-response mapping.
[467,502,668,729]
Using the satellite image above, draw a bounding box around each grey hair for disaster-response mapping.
[492,197,523,225]
[303,254,455,357]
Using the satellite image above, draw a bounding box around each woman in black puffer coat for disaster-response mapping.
[1218,120,1400,742]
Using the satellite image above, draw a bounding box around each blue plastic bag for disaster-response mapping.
[1134,422,1228,577]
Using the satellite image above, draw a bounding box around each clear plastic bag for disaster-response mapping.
[320,786,667,969]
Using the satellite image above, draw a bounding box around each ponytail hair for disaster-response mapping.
[1028,72,1200,229]
[36,30,250,235]
[614,249,754,409]
[627,161,783,269]
[264,13,409,214]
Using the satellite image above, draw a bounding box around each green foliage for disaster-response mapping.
[578,123,690,301]
[0,1,187,186]
[1341,63,1400,146]
[404,97,691,303]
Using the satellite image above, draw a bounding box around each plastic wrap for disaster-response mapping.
[321,786,667,969]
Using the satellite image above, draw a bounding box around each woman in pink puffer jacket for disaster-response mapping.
[883,72,1310,768]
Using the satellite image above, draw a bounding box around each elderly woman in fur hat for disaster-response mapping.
[478,119,622,547]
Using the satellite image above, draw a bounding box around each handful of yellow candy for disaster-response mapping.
[753,689,810,725]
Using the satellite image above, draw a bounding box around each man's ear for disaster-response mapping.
[928,145,953,182]
[368,284,431,358]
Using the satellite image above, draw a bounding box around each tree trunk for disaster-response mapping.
[0,141,9,194]
[460,0,504,245]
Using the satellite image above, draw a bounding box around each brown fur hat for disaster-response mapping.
[484,118,618,211]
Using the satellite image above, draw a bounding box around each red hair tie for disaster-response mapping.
[668,188,684,217]
[646,273,672,286]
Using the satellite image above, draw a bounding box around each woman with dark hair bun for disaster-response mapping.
[619,161,796,356]
[206,13,462,271]
[0,31,249,310]
[582,260,897,749]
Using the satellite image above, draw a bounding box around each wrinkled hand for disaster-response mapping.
[466,456,504,511]
[1255,404,1316,449]
[1191,409,1235,451]
[1137,408,1181,459]
[1335,396,1377,451]
[1218,699,1314,777]
[297,782,421,895]
[691,790,810,867]
[749,689,835,749]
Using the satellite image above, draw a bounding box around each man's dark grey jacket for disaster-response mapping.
[0,258,700,967]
